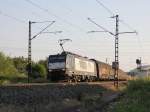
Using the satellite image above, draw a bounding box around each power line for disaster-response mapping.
[55,0,99,39]
[24,0,86,32]
[0,10,51,32]
[119,19,136,32]
[57,0,74,15]
[0,10,26,24]
[88,18,115,36]
[95,0,114,16]
[95,0,136,32]
[24,0,69,24]
[95,0,144,60]
[56,0,87,21]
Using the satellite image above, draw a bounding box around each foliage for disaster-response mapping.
[111,78,150,112]
[0,52,28,84]
[0,52,19,78]
[38,59,48,69]
[31,63,47,78]
[12,56,48,79]
[13,56,28,74]
[30,59,48,79]
[0,51,48,84]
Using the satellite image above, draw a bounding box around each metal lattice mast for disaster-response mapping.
[27,20,61,83]
[28,21,32,83]
[114,15,119,87]
[88,15,137,88]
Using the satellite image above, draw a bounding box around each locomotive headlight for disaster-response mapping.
[62,69,65,71]
[48,70,52,72]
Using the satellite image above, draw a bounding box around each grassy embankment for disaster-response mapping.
[110,77,150,112]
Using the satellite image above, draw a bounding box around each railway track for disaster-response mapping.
[2,80,127,88]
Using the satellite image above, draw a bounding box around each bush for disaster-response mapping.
[0,51,48,84]
[0,52,19,78]
[0,52,28,84]
[31,64,47,78]
[13,57,28,74]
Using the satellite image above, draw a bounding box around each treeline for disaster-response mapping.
[0,51,48,84]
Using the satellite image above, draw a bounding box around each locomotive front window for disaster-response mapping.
[49,56,66,63]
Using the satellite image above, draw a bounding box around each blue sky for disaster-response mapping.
[0,0,150,71]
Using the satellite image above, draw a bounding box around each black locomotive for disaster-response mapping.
[47,52,130,81]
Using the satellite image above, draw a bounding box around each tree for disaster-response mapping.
[38,58,48,68]
[13,56,28,74]
[0,52,19,78]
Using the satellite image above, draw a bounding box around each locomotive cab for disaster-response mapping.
[47,52,67,81]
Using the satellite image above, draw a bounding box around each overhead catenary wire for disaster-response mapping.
[54,0,98,40]
[1,1,66,35]
[0,10,58,54]
[31,11,43,18]
[0,10,45,31]
[0,3,58,32]
[24,0,96,49]
[56,0,74,15]
[95,0,114,16]
[119,19,137,32]
[56,0,89,22]
[95,0,143,58]
[88,18,115,36]
[95,0,136,32]
[96,0,142,53]
[0,10,26,24]
[24,0,87,32]
[96,0,147,68]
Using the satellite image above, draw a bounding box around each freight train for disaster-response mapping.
[47,52,130,82]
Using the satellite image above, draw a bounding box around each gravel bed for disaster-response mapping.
[0,83,106,112]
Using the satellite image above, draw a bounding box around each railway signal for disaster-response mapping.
[136,57,142,69]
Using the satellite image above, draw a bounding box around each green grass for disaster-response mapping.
[0,74,50,85]
[111,77,150,112]
[0,74,28,85]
